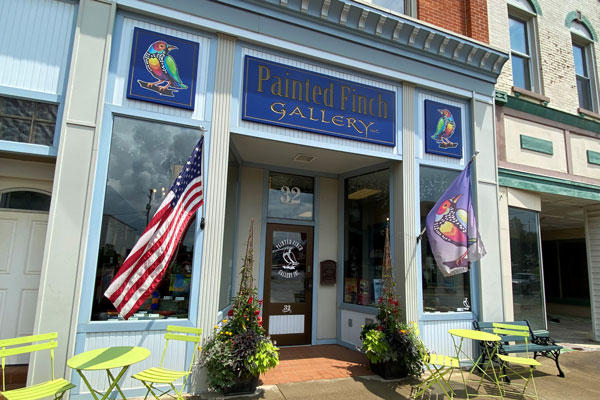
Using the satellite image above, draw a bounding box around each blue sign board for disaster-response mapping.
[424,99,463,158]
[242,56,396,146]
[127,28,199,110]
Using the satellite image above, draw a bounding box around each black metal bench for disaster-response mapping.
[473,320,564,378]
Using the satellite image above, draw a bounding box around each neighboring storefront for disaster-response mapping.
[0,0,509,397]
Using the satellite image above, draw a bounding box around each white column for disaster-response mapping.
[30,0,116,384]
[584,205,600,341]
[472,98,504,321]
[196,34,236,335]
[399,82,418,323]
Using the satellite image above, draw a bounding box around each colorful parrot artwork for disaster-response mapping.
[138,40,188,97]
[431,108,458,149]
[432,193,478,269]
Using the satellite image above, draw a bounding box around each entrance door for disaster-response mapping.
[0,210,48,364]
[264,224,313,346]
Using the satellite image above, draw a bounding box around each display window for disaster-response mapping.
[343,169,390,306]
[420,165,471,313]
[91,116,203,321]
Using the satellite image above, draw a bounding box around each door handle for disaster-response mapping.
[307,264,312,274]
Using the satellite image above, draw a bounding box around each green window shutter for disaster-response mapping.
[520,134,553,155]
[587,150,600,166]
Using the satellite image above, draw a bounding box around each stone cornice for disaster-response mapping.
[220,0,509,81]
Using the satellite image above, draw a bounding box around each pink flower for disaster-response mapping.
[254,309,260,315]
[227,309,234,316]
[248,297,253,304]
[258,299,264,306]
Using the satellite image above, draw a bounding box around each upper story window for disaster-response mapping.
[356,0,413,17]
[570,20,598,113]
[0,96,58,146]
[508,0,541,93]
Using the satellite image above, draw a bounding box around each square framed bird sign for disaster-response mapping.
[424,99,463,159]
[127,27,199,110]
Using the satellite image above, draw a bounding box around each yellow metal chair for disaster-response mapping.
[413,327,460,399]
[0,332,75,400]
[132,325,202,400]
[492,322,541,400]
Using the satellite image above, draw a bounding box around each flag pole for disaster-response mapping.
[199,126,207,230]
[417,151,480,242]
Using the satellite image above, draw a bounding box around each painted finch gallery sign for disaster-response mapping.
[242,56,396,147]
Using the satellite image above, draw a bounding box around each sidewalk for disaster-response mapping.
[195,350,600,399]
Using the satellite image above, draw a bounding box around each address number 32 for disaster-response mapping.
[280,186,301,204]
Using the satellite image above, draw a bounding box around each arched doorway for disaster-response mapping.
[0,190,51,364]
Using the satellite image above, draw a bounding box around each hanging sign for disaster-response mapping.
[242,56,396,146]
[424,99,463,158]
[127,27,199,110]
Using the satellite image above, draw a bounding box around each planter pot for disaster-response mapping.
[369,360,408,380]
[223,374,259,396]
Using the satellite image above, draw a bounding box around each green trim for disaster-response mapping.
[498,169,600,201]
[565,11,597,41]
[528,0,542,16]
[495,90,508,105]
[503,95,600,134]
[587,150,600,166]
[520,134,553,155]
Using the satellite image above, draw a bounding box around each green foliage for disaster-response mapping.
[199,219,279,391]
[361,329,391,363]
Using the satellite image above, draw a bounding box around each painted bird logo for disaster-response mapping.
[431,109,457,148]
[282,247,299,271]
[139,40,188,96]
[433,194,477,268]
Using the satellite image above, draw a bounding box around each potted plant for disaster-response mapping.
[200,219,279,395]
[359,227,423,379]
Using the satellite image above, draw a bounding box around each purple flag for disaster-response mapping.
[425,161,486,277]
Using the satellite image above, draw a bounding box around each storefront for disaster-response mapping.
[0,0,508,398]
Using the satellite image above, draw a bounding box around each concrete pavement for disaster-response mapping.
[194,350,600,400]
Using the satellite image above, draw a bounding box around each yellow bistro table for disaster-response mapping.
[67,346,150,400]
[448,329,503,399]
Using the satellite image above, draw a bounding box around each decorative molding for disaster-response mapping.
[520,134,553,155]
[512,86,550,105]
[392,21,403,41]
[424,32,435,50]
[588,150,600,166]
[579,108,600,121]
[376,15,386,36]
[495,91,508,105]
[467,47,477,64]
[358,9,369,31]
[439,37,450,54]
[565,11,597,41]
[340,3,351,24]
[453,43,464,60]
[321,0,330,18]
[301,0,309,13]
[498,167,600,201]
[408,27,420,46]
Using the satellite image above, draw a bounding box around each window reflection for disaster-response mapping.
[420,166,471,313]
[344,169,389,306]
[92,116,202,321]
[509,207,545,329]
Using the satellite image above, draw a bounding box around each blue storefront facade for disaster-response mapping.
[0,0,508,397]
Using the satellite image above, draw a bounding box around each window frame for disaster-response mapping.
[508,4,542,93]
[571,26,599,113]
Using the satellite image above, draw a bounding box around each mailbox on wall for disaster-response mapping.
[320,260,337,285]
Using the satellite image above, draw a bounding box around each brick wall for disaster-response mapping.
[418,0,489,43]
[488,0,600,115]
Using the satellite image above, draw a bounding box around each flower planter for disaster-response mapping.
[369,360,408,380]
[223,374,259,396]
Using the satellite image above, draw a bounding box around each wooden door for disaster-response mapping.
[0,210,47,364]
[263,224,313,346]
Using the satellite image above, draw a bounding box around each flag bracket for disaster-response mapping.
[416,226,426,243]
[200,217,205,230]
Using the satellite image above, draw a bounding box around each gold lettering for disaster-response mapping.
[289,106,306,118]
[357,94,368,115]
[270,102,286,120]
[324,83,334,107]
[270,76,283,96]
[305,79,310,103]
[369,98,376,116]
[291,79,303,101]
[331,115,344,126]
[312,85,322,105]
[340,85,351,110]
[358,120,375,135]
[257,65,270,93]
[378,94,388,119]
[347,117,361,134]
[320,109,330,123]
[308,107,319,121]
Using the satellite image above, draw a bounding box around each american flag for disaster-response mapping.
[104,137,204,319]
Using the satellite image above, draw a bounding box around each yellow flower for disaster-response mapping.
[223,319,228,324]
[198,345,202,351]
[214,325,218,330]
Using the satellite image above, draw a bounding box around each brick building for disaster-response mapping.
[488,0,600,340]
[0,0,510,397]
